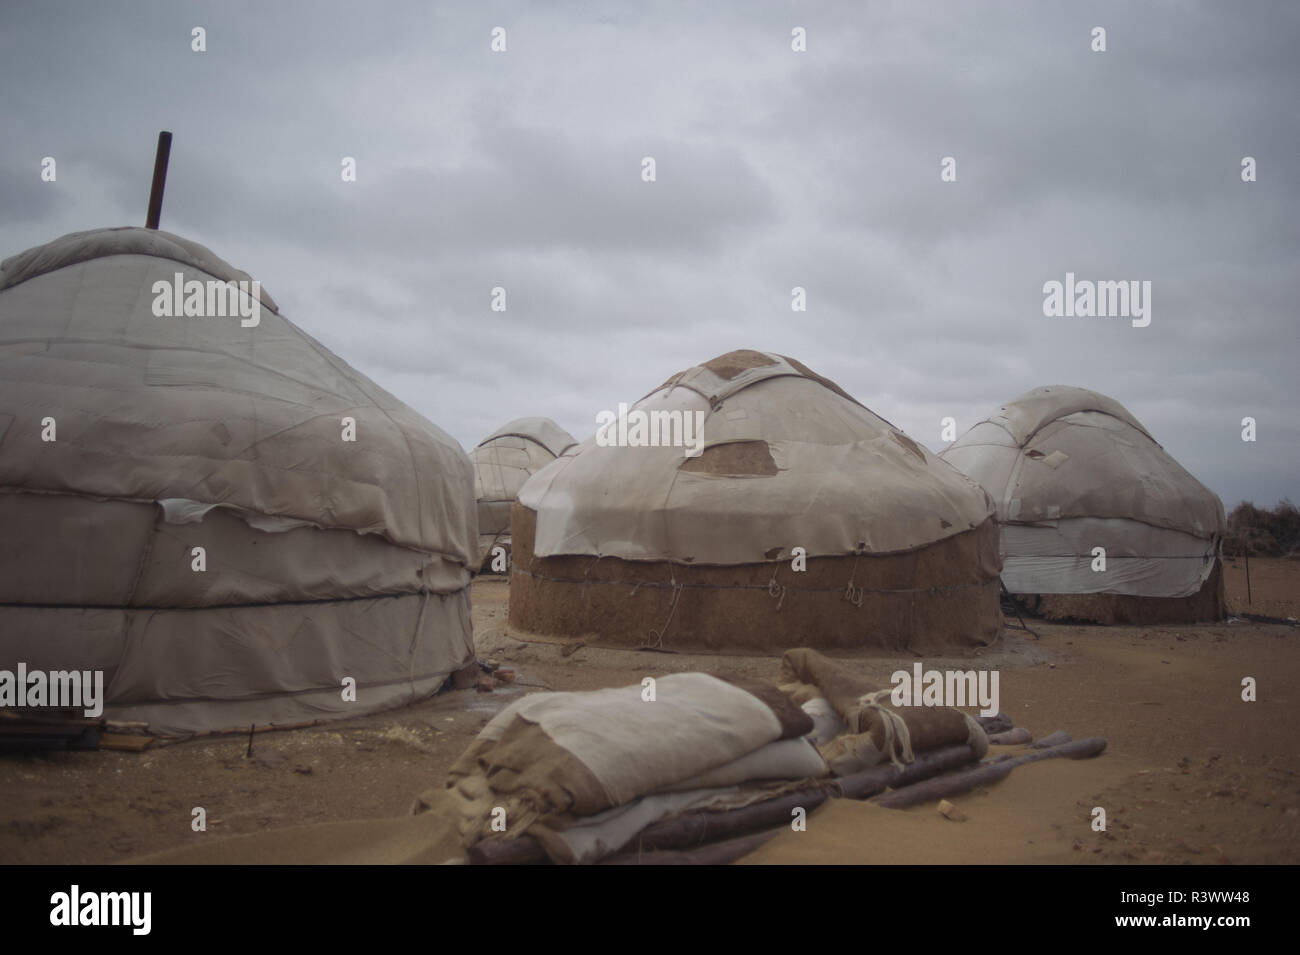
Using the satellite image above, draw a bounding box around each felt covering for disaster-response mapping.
[510,350,1002,650]
[941,385,1225,613]
[0,228,477,734]
[471,417,576,566]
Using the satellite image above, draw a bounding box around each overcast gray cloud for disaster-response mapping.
[2,0,1296,508]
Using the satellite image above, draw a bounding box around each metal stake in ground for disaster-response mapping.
[1000,576,1037,639]
[1245,550,1252,604]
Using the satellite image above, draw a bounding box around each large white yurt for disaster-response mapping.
[941,385,1225,624]
[0,227,477,735]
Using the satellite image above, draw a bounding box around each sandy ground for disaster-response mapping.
[1,559,1296,865]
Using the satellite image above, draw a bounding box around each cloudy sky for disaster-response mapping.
[3,1,1296,509]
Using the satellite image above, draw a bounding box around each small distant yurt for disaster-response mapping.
[471,417,576,569]
[941,385,1225,624]
[509,349,1002,652]
[0,227,477,735]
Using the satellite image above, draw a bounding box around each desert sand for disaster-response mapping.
[1,558,1296,865]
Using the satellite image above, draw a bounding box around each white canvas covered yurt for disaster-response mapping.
[0,227,477,735]
[509,349,1003,652]
[941,385,1226,624]
[471,417,575,569]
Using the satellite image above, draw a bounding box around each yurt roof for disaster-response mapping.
[0,226,475,562]
[1,226,279,312]
[957,385,1152,449]
[476,416,577,458]
[942,385,1223,538]
[518,349,994,565]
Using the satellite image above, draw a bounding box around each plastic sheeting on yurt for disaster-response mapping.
[940,385,1226,624]
[508,349,1002,652]
[0,227,477,735]
[472,417,576,569]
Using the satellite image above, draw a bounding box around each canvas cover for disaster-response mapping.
[472,417,575,563]
[0,227,477,734]
[413,653,985,862]
[478,417,576,459]
[519,349,995,564]
[941,386,1225,598]
[408,671,822,863]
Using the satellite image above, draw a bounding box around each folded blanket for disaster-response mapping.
[412,672,827,861]
[548,779,810,864]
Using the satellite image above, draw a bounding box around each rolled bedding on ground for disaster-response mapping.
[411,672,829,863]
[137,653,987,865]
[778,648,988,776]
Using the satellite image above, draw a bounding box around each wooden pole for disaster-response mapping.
[986,727,1032,746]
[145,131,173,229]
[466,834,547,866]
[1000,577,1037,638]
[874,737,1107,809]
[1245,549,1252,604]
[833,743,980,800]
[629,785,831,854]
[987,730,1072,763]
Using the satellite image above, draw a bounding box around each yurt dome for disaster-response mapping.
[508,349,1002,652]
[940,385,1226,624]
[471,417,576,568]
[0,227,477,735]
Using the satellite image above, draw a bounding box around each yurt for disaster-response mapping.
[471,417,576,569]
[508,349,1002,652]
[0,227,477,735]
[940,385,1225,624]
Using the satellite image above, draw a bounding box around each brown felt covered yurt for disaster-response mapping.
[508,349,1002,652]
[940,385,1226,624]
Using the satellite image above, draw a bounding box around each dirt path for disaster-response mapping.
[2,562,1296,865]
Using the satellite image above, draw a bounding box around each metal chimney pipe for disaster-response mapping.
[145,131,173,229]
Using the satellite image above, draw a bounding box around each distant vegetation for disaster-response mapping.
[1225,499,1300,557]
